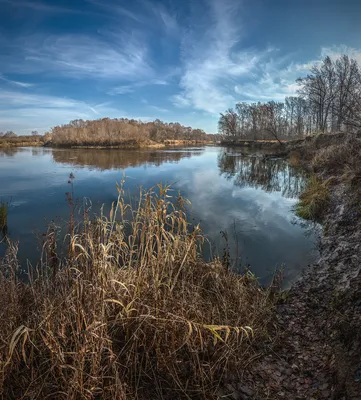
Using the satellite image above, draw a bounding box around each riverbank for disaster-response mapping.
[55,139,213,149]
[229,132,361,399]
[0,133,359,398]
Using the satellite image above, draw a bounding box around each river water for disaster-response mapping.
[0,146,318,285]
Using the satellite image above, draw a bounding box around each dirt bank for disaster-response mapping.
[223,132,361,399]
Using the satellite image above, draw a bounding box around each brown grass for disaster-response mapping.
[0,135,44,148]
[288,151,302,168]
[295,176,330,220]
[0,185,275,399]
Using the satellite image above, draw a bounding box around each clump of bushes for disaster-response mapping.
[295,175,330,220]
[0,185,275,399]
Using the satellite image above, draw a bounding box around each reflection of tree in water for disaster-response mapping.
[52,148,204,170]
[0,148,25,157]
[218,150,306,198]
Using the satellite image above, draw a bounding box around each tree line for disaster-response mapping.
[218,55,361,140]
[0,130,40,137]
[48,118,208,146]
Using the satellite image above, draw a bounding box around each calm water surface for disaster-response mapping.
[0,146,318,285]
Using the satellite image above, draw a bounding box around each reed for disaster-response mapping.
[0,200,7,232]
[0,185,276,399]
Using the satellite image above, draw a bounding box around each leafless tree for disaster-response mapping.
[218,109,239,136]
[219,53,361,140]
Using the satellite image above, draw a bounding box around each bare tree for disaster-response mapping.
[218,109,239,136]
[3,131,17,137]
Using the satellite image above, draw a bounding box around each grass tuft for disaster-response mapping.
[288,151,302,168]
[0,185,275,399]
[295,175,330,220]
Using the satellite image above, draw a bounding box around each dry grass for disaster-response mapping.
[311,143,357,174]
[295,176,330,220]
[0,136,44,148]
[309,135,361,188]
[0,200,7,233]
[0,185,275,399]
[288,151,302,168]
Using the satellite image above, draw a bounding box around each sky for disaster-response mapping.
[1,0,361,134]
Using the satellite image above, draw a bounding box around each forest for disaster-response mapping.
[47,118,209,147]
[218,55,361,140]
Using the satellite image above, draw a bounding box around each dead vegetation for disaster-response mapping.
[0,184,276,399]
[291,133,361,220]
[0,135,44,148]
[295,175,330,220]
[48,118,209,147]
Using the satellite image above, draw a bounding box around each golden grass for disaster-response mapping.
[288,151,302,168]
[295,176,330,220]
[0,185,275,399]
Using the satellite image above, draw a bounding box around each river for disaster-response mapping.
[0,145,318,285]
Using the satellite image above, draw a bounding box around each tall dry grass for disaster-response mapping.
[0,135,44,148]
[0,201,7,233]
[0,185,275,399]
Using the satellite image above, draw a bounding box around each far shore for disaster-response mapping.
[0,138,214,149]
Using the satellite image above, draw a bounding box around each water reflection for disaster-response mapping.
[0,146,318,285]
[51,147,204,170]
[0,147,26,157]
[218,149,305,198]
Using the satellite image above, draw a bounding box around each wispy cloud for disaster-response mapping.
[108,79,168,95]
[320,45,361,65]
[0,0,87,14]
[173,0,263,113]
[0,91,120,133]
[174,0,361,112]
[19,32,153,80]
[0,74,33,88]
[149,105,169,113]
[87,0,179,34]
[86,0,143,22]
[234,45,361,103]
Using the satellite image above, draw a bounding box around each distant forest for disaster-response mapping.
[46,119,210,146]
[218,55,361,140]
[1,121,210,146]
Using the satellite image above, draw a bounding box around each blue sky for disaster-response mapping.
[1,0,361,134]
